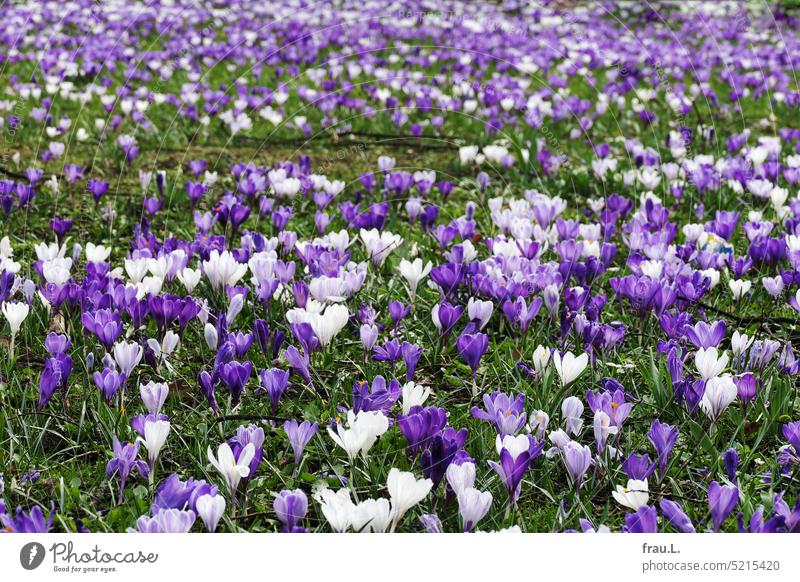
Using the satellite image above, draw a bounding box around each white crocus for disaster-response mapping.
[700,374,738,423]
[195,494,226,533]
[287,304,349,348]
[2,301,29,357]
[204,323,219,350]
[731,331,753,358]
[113,340,143,376]
[728,279,752,301]
[314,487,355,533]
[467,297,494,329]
[327,410,389,462]
[177,267,202,293]
[401,382,432,414]
[457,488,493,532]
[85,242,111,263]
[445,461,476,497]
[202,250,247,291]
[124,258,149,284]
[311,304,349,347]
[387,468,433,532]
[360,228,403,266]
[139,380,169,415]
[398,258,432,299]
[611,479,649,510]
[532,345,551,374]
[42,257,72,285]
[695,347,729,380]
[207,442,255,496]
[137,418,171,483]
[553,351,589,386]
[350,498,392,533]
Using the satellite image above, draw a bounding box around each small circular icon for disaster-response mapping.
[20,542,46,570]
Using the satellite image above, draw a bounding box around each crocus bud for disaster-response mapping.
[204,323,218,351]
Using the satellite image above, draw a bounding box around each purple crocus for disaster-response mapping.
[38,353,73,410]
[563,441,593,490]
[401,341,423,381]
[388,299,411,328]
[623,505,658,533]
[284,346,312,383]
[274,489,308,533]
[0,503,55,533]
[457,332,489,380]
[93,367,126,403]
[87,179,109,204]
[660,499,696,533]
[106,437,148,503]
[471,391,526,436]
[258,368,291,414]
[218,360,252,407]
[647,419,678,480]
[723,448,739,482]
[708,481,739,532]
[283,419,318,465]
[683,320,726,349]
[81,309,123,350]
[432,301,462,338]
[352,375,401,414]
[398,406,448,456]
[488,434,545,505]
[621,453,656,481]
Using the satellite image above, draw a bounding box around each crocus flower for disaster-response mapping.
[218,360,252,407]
[207,441,255,499]
[471,391,526,436]
[561,396,584,435]
[2,300,29,355]
[623,505,658,533]
[136,417,170,483]
[38,353,73,410]
[258,368,291,414]
[648,420,678,479]
[106,437,148,503]
[113,340,143,377]
[553,351,589,386]
[0,504,55,533]
[612,479,649,510]
[140,381,169,415]
[700,375,738,423]
[387,468,433,532]
[328,410,389,463]
[196,494,226,532]
[432,301,462,338]
[94,367,126,403]
[398,258,432,299]
[274,489,308,533]
[456,332,489,380]
[488,434,545,505]
[401,382,432,414]
[133,509,195,533]
[723,448,739,482]
[563,441,592,490]
[708,481,739,532]
[457,488,493,532]
[695,347,729,380]
[314,488,355,533]
[660,499,695,533]
[734,372,756,404]
[283,419,318,465]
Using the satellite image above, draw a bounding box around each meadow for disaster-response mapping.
[0,0,799,533]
